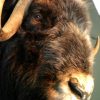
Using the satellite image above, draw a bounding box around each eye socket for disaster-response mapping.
[33,13,43,21]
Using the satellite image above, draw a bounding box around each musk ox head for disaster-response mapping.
[0,0,99,100]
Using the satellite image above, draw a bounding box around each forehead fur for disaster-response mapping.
[32,0,91,33]
[33,0,85,9]
[34,0,52,4]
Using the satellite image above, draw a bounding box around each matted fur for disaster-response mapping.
[0,0,94,100]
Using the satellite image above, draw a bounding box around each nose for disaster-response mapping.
[68,78,89,100]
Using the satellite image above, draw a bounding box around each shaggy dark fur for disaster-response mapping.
[0,0,93,100]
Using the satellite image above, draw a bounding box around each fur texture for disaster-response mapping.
[0,0,94,100]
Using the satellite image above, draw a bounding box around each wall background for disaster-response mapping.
[89,1,100,100]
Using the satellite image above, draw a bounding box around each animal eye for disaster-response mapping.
[34,13,43,21]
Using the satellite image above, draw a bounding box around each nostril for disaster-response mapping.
[68,78,85,99]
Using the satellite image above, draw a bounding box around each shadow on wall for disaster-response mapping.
[89,1,100,100]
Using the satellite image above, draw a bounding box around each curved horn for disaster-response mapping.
[0,0,32,41]
[0,0,5,29]
[93,36,100,56]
